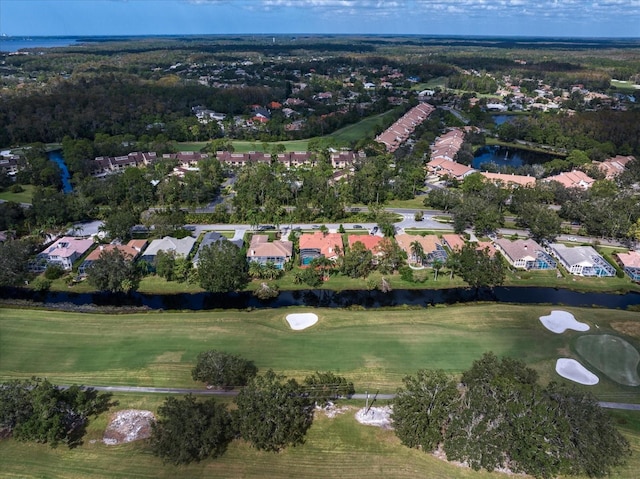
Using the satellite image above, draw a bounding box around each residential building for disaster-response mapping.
[441,234,466,252]
[330,150,365,169]
[480,172,536,188]
[596,155,635,180]
[192,232,242,267]
[246,234,293,269]
[545,170,595,190]
[426,157,476,181]
[78,239,147,276]
[475,240,497,257]
[615,251,640,281]
[91,151,158,176]
[376,103,435,152]
[347,235,384,258]
[33,236,95,272]
[0,153,19,176]
[139,236,197,266]
[549,243,615,277]
[298,232,343,265]
[395,233,447,265]
[494,238,556,270]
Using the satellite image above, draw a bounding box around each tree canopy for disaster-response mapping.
[234,370,314,452]
[448,244,506,291]
[191,350,258,389]
[86,247,142,293]
[0,378,115,448]
[0,239,35,287]
[302,371,355,406]
[392,353,631,478]
[197,241,249,293]
[150,395,233,465]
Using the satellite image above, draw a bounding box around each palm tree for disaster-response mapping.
[432,258,443,281]
[263,261,280,280]
[410,240,424,266]
[248,261,264,279]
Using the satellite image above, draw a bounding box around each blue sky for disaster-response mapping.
[1,0,639,38]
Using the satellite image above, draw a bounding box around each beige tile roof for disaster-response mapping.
[480,172,536,188]
[545,170,595,189]
[395,234,441,256]
[616,251,640,269]
[247,234,293,260]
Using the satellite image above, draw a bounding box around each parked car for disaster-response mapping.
[312,224,320,229]
[258,225,275,231]
[370,226,379,235]
[353,224,363,229]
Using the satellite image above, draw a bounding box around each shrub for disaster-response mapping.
[44,264,65,280]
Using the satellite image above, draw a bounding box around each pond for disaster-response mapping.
[2,286,639,311]
[472,145,557,170]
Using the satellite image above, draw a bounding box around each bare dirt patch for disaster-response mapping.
[103,409,155,445]
[316,402,350,419]
[611,321,640,339]
[355,406,393,429]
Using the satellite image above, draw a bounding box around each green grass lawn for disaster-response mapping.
[2,304,639,397]
[0,184,35,204]
[1,404,638,479]
[1,304,640,478]
[327,110,399,144]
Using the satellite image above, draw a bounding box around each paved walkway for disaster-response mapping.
[81,385,638,410]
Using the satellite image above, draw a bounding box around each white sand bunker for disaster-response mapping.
[556,358,599,385]
[540,310,589,334]
[355,406,393,429]
[103,409,155,445]
[285,312,318,330]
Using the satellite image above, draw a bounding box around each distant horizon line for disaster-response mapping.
[2,33,640,40]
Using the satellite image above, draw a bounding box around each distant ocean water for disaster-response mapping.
[0,37,78,53]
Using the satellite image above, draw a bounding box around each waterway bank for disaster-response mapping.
[2,286,639,312]
[46,150,73,193]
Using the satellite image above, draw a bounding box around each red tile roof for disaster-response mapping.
[348,235,383,255]
[299,232,344,259]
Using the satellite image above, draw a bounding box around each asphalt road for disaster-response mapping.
[81,384,640,410]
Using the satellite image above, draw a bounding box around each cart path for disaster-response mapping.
[78,385,640,410]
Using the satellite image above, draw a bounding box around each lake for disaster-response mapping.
[473,145,557,169]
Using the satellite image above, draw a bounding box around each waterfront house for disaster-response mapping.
[395,233,447,266]
[347,235,384,258]
[33,236,95,272]
[549,243,615,277]
[78,239,147,276]
[494,238,556,270]
[139,236,197,268]
[298,232,343,265]
[615,251,640,281]
[246,234,293,269]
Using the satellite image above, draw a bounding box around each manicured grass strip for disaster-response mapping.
[328,110,399,144]
[0,394,639,479]
[1,305,639,400]
[0,404,519,479]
